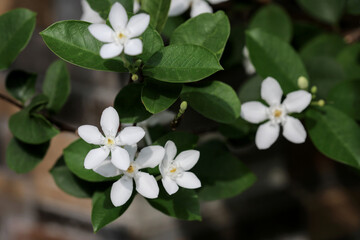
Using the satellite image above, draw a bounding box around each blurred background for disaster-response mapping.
[1,0,360,239]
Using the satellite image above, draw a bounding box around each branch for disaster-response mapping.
[0,92,76,133]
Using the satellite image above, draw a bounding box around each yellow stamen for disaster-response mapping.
[127,165,134,173]
[118,33,125,39]
[170,168,177,173]
[274,109,282,118]
[107,138,114,145]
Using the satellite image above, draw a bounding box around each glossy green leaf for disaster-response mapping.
[249,4,292,42]
[51,156,95,198]
[296,0,345,24]
[162,16,184,38]
[153,131,198,153]
[304,57,344,99]
[181,81,240,124]
[246,29,308,93]
[141,79,182,114]
[300,34,345,61]
[193,140,256,201]
[92,187,134,232]
[26,94,49,112]
[147,187,201,221]
[63,139,114,182]
[0,9,36,70]
[139,27,164,63]
[238,75,262,102]
[140,0,170,32]
[6,138,49,173]
[337,43,360,81]
[86,0,133,19]
[328,80,360,120]
[43,60,71,113]
[306,106,360,169]
[41,20,126,72]
[143,44,223,83]
[170,11,230,59]
[5,70,36,103]
[114,83,152,123]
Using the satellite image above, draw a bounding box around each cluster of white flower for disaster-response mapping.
[78,107,201,207]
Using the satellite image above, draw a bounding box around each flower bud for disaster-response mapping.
[311,86,317,94]
[180,101,188,112]
[318,99,325,107]
[297,76,309,89]
[131,74,139,81]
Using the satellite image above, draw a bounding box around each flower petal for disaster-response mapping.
[100,107,120,137]
[135,146,165,169]
[208,0,228,4]
[162,140,177,169]
[109,2,128,32]
[190,0,213,18]
[282,116,307,144]
[241,101,269,124]
[88,24,114,42]
[126,13,150,38]
[175,172,201,189]
[124,38,143,56]
[174,150,200,171]
[146,111,175,126]
[110,176,133,207]
[116,126,145,145]
[283,90,312,113]
[255,121,280,150]
[93,159,120,177]
[169,0,191,16]
[81,0,105,24]
[133,0,141,13]
[162,177,179,195]
[78,125,104,145]
[124,144,137,161]
[134,172,159,199]
[111,146,130,171]
[84,147,110,169]
[261,77,283,106]
[100,43,123,59]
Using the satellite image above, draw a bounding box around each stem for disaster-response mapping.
[0,93,23,108]
[143,125,153,146]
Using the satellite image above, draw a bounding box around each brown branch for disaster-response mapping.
[344,28,360,44]
[0,92,76,133]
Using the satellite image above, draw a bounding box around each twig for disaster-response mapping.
[0,93,22,108]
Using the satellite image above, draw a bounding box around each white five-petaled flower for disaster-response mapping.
[88,2,150,59]
[78,107,145,171]
[94,145,165,207]
[241,77,312,150]
[160,140,201,195]
[169,0,228,18]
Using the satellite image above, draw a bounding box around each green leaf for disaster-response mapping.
[147,187,201,221]
[0,9,36,70]
[50,156,95,198]
[346,0,360,15]
[153,131,199,152]
[9,99,60,144]
[42,60,71,113]
[238,75,262,102]
[304,57,345,99]
[114,83,152,123]
[6,138,49,173]
[306,105,360,169]
[162,16,184,39]
[5,70,36,103]
[219,118,251,139]
[246,29,308,93]
[181,81,240,124]
[337,43,360,81]
[63,139,114,182]
[300,34,345,61]
[170,11,230,59]
[141,79,182,114]
[86,0,134,19]
[92,187,134,232]
[143,44,223,83]
[328,80,360,120]
[41,20,126,72]
[296,0,345,24]
[249,4,292,42]
[139,27,164,63]
[140,0,170,32]
[193,140,256,201]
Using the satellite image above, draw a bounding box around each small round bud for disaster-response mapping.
[318,99,325,107]
[297,76,309,89]
[134,59,142,67]
[311,86,317,94]
[131,74,139,81]
[180,101,188,112]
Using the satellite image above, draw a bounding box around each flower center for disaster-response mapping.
[170,167,177,173]
[105,137,115,147]
[114,30,129,45]
[274,109,282,118]
[118,33,125,39]
[127,165,134,173]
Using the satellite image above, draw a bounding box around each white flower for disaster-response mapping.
[243,47,256,75]
[241,77,312,150]
[80,0,105,24]
[78,107,145,171]
[88,2,150,59]
[134,0,141,13]
[94,145,165,207]
[160,141,201,195]
[169,0,228,18]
